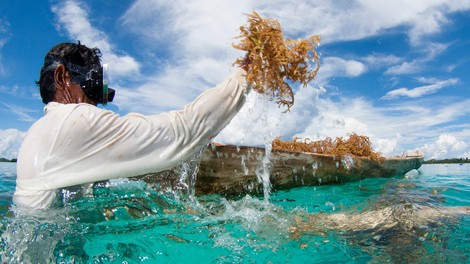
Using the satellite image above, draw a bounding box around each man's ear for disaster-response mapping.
[54,64,67,91]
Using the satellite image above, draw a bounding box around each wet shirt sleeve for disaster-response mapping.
[15,68,250,192]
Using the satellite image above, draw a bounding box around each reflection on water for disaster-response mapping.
[1,163,469,263]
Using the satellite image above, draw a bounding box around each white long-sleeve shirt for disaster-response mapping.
[14,68,250,209]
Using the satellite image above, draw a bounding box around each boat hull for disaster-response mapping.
[139,144,423,197]
[195,145,423,196]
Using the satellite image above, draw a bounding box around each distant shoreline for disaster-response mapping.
[423,158,469,164]
[0,158,17,163]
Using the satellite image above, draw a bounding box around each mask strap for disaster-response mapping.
[65,62,96,81]
[42,61,96,82]
[42,61,61,73]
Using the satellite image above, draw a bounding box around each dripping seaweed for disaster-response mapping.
[233,11,321,111]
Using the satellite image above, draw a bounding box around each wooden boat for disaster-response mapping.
[141,144,424,197]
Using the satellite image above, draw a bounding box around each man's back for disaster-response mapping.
[14,68,250,209]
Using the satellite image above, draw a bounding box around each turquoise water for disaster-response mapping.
[0,162,469,263]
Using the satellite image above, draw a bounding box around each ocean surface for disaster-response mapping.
[0,161,469,263]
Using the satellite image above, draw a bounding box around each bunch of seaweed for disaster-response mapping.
[272,133,384,161]
[233,11,321,111]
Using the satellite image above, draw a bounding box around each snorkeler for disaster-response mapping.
[13,42,252,209]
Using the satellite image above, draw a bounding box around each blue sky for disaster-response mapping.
[1,0,469,160]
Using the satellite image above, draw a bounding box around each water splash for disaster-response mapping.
[173,147,206,205]
[256,143,273,202]
[254,95,276,202]
[204,195,293,254]
[240,155,249,175]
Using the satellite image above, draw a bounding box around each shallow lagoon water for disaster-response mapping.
[0,162,469,263]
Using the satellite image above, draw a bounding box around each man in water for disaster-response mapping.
[14,42,251,209]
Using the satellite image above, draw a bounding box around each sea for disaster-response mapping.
[0,161,469,263]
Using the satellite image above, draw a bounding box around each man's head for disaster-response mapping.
[37,42,114,105]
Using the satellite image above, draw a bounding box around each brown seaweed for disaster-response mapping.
[272,133,384,161]
[233,11,321,111]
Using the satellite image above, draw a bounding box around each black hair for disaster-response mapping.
[37,42,102,104]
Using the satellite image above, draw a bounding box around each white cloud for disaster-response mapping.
[374,135,401,156]
[362,54,403,67]
[51,0,140,78]
[116,0,470,161]
[0,18,8,34]
[422,134,468,159]
[407,7,449,46]
[357,0,470,46]
[385,60,422,75]
[117,0,252,112]
[0,129,26,159]
[316,57,366,84]
[0,84,39,99]
[0,17,10,76]
[0,102,38,122]
[42,0,470,162]
[260,0,470,45]
[385,42,450,75]
[0,85,20,96]
[382,78,458,99]
[115,0,470,113]
[97,0,470,128]
[449,126,470,145]
[216,85,324,146]
[121,0,250,53]
[218,91,470,159]
[422,42,450,61]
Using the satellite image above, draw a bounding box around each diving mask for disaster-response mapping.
[66,62,115,105]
